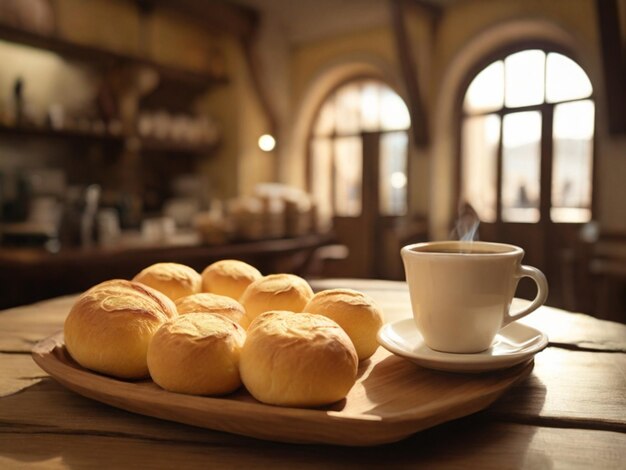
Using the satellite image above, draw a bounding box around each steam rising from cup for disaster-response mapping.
[451,202,480,241]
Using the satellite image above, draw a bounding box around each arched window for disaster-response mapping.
[307,78,411,278]
[460,49,594,224]
[309,79,411,224]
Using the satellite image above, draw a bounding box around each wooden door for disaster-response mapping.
[326,131,409,279]
[308,79,412,279]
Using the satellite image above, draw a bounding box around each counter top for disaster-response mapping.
[0,233,335,309]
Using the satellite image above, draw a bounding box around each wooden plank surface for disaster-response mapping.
[0,354,47,398]
[0,296,74,353]
[1,279,625,466]
[488,348,626,430]
[1,347,623,436]
[0,419,624,469]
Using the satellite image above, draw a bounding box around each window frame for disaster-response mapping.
[306,76,412,219]
[454,43,597,227]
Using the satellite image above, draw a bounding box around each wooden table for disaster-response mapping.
[1,279,625,468]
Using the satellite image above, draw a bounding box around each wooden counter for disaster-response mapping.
[0,233,334,309]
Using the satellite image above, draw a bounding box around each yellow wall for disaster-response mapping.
[195,36,273,199]
[290,27,398,105]
[56,0,219,75]
[56,0,141,57]
[52,0,270,200]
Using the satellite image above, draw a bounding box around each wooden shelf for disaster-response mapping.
[139,137,219,154]
[0,123,123,144]
[0,24,226,159]
[0,23,228,88]
[0,124,220,155]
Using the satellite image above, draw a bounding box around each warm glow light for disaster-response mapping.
[258,134,276,151]
[390,171,407,189]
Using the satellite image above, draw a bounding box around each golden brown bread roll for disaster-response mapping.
[147,312,246,395]
[201,259,262,300]
[175,292,249,328]
[133,262,201,301]
[240,311,358,407]
[303,288,384,361]
[239,273,313,322]
[64,279,177,379]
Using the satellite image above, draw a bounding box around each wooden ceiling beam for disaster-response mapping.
[390,0,438,148]
[596,0,626,135]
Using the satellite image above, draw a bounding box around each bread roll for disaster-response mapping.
[240,311,358,407]
[133,262,201,301]
[64,279,177,379]
[147,313,246,395]
[201,259,262,300]
[175,293,249,328]
[303,289,384,361]
[239,274,313,322]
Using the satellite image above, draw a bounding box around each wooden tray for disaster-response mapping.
[32,332,532,446]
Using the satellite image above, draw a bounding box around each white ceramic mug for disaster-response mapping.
[401,241,548,353]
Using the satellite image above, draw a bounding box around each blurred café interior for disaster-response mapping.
[0,0,624,322]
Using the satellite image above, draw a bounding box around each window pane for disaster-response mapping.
[380,86,411,130]
[502,111,541,222]
[546,53,592,103]
[310,138,333,227]
[464,61,504,113]
[461,114,500,223]
[335,84,361,135]
[551,100,594,223]
[379,131,408,216]
[334,137,362,216]
[360,81,380,131]
[314,96,335,136]
[505,50,545,108]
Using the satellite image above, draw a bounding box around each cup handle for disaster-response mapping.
[502,265,549,326]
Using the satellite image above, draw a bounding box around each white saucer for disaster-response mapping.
[377,318,548,373]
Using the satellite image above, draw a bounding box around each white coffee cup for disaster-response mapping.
[401,241,548,353]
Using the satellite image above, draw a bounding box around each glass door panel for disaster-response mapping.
[501,111,542,222]
[334,84,361,135]
[504,50,545,107]
[334,137,363,217]
[379,131,408,216]
[546,53,593,103]
[464,61,504,113]
[551,100,595,222]
[461,114,500,222]
[310,138,333,229]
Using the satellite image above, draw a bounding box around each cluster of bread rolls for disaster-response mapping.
[64,259,384,408]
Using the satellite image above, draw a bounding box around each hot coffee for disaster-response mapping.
[401,240,548,353]
[414,247,502,255]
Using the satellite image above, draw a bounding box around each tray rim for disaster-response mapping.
[31,331,533,446]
